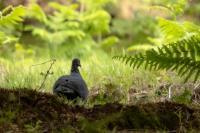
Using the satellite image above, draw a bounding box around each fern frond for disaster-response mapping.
[0,5,25,27]
[158,18,200,43]
[127,44,156,51]
[114,35,200,82]
[0,31,18,45]
[159,17,185,41]
[27,4,47,23]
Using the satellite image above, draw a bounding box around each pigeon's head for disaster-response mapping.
[71,58,81,73]
[72,58,81,67]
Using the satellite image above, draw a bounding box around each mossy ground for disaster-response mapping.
[0,88,200,133]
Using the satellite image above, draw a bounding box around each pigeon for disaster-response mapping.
[53,58,88,100]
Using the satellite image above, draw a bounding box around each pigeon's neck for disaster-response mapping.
[71,65,79,74]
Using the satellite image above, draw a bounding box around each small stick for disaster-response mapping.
[38,59,56,90]
[30,59,56,90]
[31,59,56,67]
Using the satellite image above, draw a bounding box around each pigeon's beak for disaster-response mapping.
[77,62,81,67]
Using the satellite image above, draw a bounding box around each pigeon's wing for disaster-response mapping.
[53,75,68,93]
[53,75,81,97]
[55,86,75,94]
[75,79,88,99]
[69,74,89,99]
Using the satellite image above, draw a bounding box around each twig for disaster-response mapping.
[31,59,56,67]
[30,59,56,90]
[38,59,56,90]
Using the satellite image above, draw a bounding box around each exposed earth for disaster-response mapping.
[0,88,200,132]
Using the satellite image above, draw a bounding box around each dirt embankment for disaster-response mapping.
[0,88,200,132]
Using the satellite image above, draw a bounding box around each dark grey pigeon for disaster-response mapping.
[53,58,88,100]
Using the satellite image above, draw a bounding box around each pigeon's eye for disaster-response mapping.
[65,79,68,82]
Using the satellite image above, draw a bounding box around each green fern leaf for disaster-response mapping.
[0,5,25,27]
[114,35,200,82]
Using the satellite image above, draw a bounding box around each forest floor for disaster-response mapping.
[0,89,200,133]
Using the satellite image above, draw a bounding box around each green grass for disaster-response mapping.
[0,54,135,89]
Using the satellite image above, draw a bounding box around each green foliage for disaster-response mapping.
[82,10,111,35]
[0,5,27,59]
[112,13,158,49]
[100,36,119,49]
[159,17,185,43]
[130,0,195,51]
[0,5,25,46]
[147,0,188,17]
[26,2,85,44]
[26,3,47,23]
[24,120,42,133]
[128,17,200,52]
[25,2,116,57]
[127,44,156,52]
[0,5,25,27]
[114,8,200,82]
[114,35,200,82]
[158,17,200,44]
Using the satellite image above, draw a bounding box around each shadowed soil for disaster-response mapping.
[0,88,200,132]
